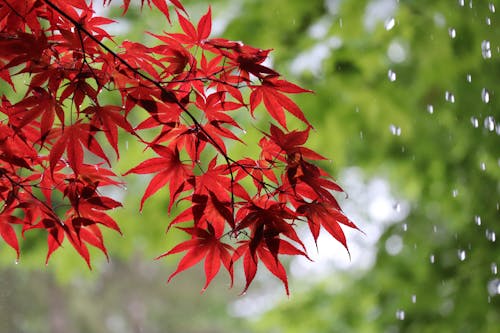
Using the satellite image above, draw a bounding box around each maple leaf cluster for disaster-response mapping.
[0,0,359,294]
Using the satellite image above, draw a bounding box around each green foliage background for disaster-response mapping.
[0,0,499,332]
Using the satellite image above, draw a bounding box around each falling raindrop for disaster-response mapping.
[485,229,496,242]
[433,225,438,233]
[430,254,436,264]
[487,279,500,296]
[480,162,486,171]
[458,0,465,6]
[427,104,434,114]
[411,295,417,303]
[486,17,491,26]
[474,215,482,226]
[489,3,496,13]
[481,40,492,59]
[395,309,405,320]
[389,124,402,136]
[470,117,479,128]
[125,140,129,150]
[484,116,496,131]
[402,223,408,232]
[481,88,490,103]
[385,17,396,30]
[448,28,456,38]
[14,259,19,265]
[492,263,498,275]
[445,91,455,103]
[452,189,459,197]
[388,69,397,82]
[466,74,472,83]
[457,249,466,261]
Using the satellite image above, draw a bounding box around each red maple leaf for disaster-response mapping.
[157,225,234,292]
[250,76,312,129]
[123,145,193,211]
[297,201,361,254]
[0,211,23,259]
[233,236,308,296]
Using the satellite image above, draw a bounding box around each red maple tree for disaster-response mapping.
[0,0,360,295]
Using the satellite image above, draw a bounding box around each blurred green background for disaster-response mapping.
[1,0,499,332]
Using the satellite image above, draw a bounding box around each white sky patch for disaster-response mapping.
[388,39,408,63]
[289,36,342,76]
[325,0,344,15]
[364,0,398,31]
[211,2,243,36]
[290,167,410,280]
[308,16,333,39]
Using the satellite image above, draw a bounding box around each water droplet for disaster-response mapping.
[385,17,396,30]
[448,28,456,39]
[489,3,496,13]
[125,140,129,150]
[480,162,486,171]
[388,69,397,82]
[396,309,405,320]
[486,229,496,242]
[389,124,401,136]
[445,91,455,103]
[474,215,482,226]
[491,263,498,275]
[457,249,466,261]
[470,117,479,128]
[360,131,364,139]
[487,278,500,296]
[393,202,401,212]
[486,17,491,26]
[481,88,490,103]
[482,40,492,59]
[427,104,434,114]
[433,225,438,233]
[466,74,472,83]
[14,259,19,265]
[402,223,408,232]
[452,189,459,197]
[458,0,465,6]
[430,254,436,264]
[484,116,496,131]
[411,295,417,303]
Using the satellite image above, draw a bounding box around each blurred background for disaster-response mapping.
[0,0,499,332]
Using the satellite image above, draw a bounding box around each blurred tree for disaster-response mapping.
[219,0,499,332]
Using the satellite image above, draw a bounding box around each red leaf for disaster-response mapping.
[123,145,192,210]
[0,214,22,259]
[297,201,360,254]
[157,226,233,291]
[197,7,212,41]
